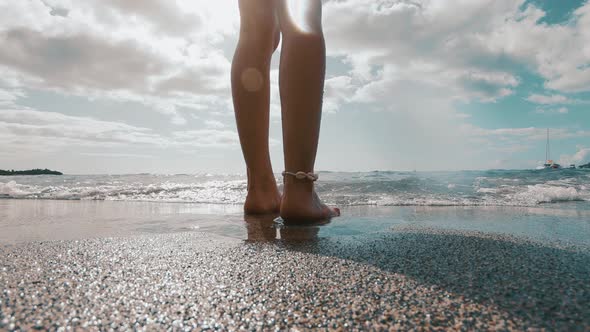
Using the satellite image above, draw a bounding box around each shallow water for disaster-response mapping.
[2,171,589,245]
[1,199,589,248]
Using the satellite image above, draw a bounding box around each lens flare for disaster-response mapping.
[241,67,263,92]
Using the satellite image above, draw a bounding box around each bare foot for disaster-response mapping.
[244,174,281,214]
[280,180,340,223]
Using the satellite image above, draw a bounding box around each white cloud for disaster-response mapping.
[0,0,237,124]
[315,0,590,170]
[455,126,590,166]
[464,126,590,141]
[527,94,571,105]
[0,28,167,91]
[0,88,25,107]
[79,152,156,159]
[0,109,165,148]
[90,0,203,36]
[559,147,590,166]
[172,129,239,148]
[484,3,590,93]
[204,119,225,129]
[535,107,569,115]
[323,0,524,105]
[323,0,590,111]
[323,75,356,113]
[268,69,281,120]
[0,109,244,154]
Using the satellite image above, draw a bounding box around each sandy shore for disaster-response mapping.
[1,227,589,330]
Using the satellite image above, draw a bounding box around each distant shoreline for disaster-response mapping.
[0,169,63,176]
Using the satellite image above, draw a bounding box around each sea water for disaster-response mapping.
[1,170,589,245]
[1,170,589,207]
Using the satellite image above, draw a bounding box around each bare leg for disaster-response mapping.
[232,0,281,214]
[277,0,340,221]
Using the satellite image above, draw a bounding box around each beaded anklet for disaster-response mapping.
[281,171,318,182]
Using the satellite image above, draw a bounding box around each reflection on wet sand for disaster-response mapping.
[243,214,328,243]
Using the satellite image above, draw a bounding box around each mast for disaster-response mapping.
[546,128,550,162]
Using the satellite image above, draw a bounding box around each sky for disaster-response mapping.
[1,0,590,174]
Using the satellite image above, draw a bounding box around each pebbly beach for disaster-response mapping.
[1,220,589,330]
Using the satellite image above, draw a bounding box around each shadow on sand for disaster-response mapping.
[244,214,590,330]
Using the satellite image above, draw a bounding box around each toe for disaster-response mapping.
[333,207,341,217]
[322,206,340,218]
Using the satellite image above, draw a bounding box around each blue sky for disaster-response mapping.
[1,0,589,173]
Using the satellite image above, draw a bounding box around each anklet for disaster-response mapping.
[282,171,319,181]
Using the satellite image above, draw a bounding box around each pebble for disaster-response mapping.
[0,228,588,330]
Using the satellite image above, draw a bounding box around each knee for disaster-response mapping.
[278,1,323,43]
[281,27,324,47]
[239,13,280,54]
[279,12,323,45]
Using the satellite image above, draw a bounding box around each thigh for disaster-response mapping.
[277,0,322,35]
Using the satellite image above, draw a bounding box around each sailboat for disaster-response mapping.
[539,128,561,169]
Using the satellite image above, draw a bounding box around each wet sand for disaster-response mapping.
[1,225,589,330]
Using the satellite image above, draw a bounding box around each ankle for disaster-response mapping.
[248,173,278,192]
[283,178,314,197]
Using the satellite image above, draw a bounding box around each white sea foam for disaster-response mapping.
[2,170,589,207]
[0,181,36,198]
[476,188,497,194]
[512,185,583,205]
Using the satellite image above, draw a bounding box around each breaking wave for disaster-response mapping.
[1,170,589,207]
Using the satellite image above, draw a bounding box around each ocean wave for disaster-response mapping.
[1,171,589,207]
[512,185,584,205]
[0,179,248,204]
